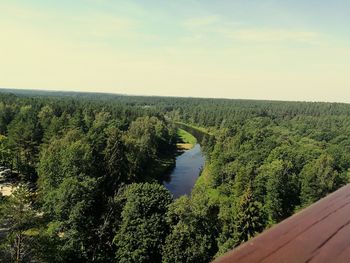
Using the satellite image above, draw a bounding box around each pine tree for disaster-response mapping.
[234,186,266,243]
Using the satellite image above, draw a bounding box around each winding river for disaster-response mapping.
[163,143,205,198]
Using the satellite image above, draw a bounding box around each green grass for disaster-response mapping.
[192,166,223,206]
[177,128,197,144]
[175,121,213,135]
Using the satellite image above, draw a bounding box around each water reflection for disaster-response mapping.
[163,144,204,198]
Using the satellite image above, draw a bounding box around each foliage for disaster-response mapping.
[114,183,172,263]
[0,134,13,168]
[163,194,219,263]
[234,187,266,243]
[0,185,38,262]
[1,90,350,262]
[300,154,347,207]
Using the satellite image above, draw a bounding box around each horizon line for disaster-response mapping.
[0,86,348,105]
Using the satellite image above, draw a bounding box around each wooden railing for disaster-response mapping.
[215,184,350,263]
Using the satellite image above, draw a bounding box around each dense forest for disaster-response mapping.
[1,90,350,262]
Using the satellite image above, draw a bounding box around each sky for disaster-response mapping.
[1,0,350,102]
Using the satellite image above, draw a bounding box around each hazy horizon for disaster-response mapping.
[1,1,349,103]
[1,86,350,104]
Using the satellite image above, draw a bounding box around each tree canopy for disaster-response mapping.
[1,90,350,262]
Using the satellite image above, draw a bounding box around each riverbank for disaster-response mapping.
[177,128,197,150]
[175,122,214,148]
[175,121,212,135]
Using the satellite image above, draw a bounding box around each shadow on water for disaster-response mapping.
[163,144,205,198]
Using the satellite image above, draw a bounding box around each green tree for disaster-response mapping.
[114,183,172,263]
[123,116,175,181]
[0,134,13,168]
[7,105,42,180]
[163,194,219,263]
[300,154,346,207]
[256,160,299,224]
[0,102,15,135]
[103,127,129,193]
[0,185,37,263]
[38,130,100,262]
[49,177,99,262]
[38,129,93,194]
[234,187,266,244]
[38,105,55,142]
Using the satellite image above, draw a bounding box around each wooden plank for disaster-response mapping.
[215,184,350,263]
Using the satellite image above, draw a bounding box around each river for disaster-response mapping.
[163,143,205,198]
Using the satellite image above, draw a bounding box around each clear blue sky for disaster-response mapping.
[1,0,349,102]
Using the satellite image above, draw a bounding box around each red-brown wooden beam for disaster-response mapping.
[215,184,350,263]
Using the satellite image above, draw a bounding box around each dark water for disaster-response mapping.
[163,144,205,198]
